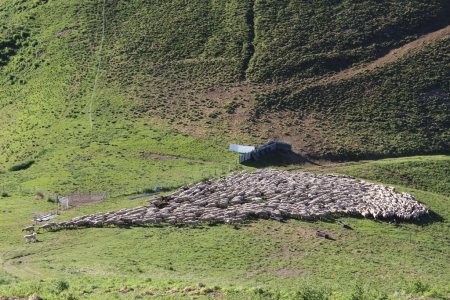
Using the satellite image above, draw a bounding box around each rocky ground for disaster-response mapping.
[52,170,428,229]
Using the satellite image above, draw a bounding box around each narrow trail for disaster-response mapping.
[306,24,450,89]
[2,257,44,280]
[88,0,107,130]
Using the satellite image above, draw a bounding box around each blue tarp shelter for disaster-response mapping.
[239,141,292,164]
[229,144,255,154]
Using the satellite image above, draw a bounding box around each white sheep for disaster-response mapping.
[24,232,37,243]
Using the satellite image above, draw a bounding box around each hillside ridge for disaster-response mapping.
[0,0,448,174]
[308,23,450,88]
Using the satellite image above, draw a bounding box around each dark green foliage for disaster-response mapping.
[248,0,450,82]
[103,0,253,87]
[224,101,241,114]
[0,28,29,67]
[406,280,431,295]
[255,38,450,159]
[52,279,69,294]
[295,286,330,300]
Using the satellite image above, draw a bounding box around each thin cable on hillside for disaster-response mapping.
[88,0,107,130]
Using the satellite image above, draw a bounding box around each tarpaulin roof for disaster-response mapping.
[229,144,255,154]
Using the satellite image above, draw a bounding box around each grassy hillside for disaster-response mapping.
[0,0,243,197]
[254,37,450,159]
[0,156,449,299]
[0,2,449,298]
[327,156,450,197]
[0,0,449,168]
[249,0,450,82]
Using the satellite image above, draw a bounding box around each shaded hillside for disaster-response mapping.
[0,0,449,176]
[254,37,450,159]
[249,0,450,82]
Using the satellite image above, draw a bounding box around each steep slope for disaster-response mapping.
[254,35,450,159]
[0,1,239,196]
[0,0,449,195]
[248,0,450,82]
[312,24,450,87]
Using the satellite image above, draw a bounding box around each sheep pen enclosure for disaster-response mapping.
[52,170,428,230]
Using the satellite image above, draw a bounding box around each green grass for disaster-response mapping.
[1,156,449,299]
[255,37,450,159]
[0,120,242,197]
[326,155,450,197]
[249,0,450,82]
[0,0,449,163]
[0,1,449,298]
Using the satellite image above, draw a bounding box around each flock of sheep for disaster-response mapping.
[22,223,56,242]
[25,170,428,235]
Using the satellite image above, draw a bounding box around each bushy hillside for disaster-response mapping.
[249,0,450,81]
[255,37,450,159]
[0,0,449,194]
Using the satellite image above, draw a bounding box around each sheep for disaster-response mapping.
[22,225,35,232]
[316,230,331,239]
[24,232,37,243]
[39,222,56,232]
[49,169,428,230]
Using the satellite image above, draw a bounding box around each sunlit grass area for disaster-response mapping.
[1,156,449,299]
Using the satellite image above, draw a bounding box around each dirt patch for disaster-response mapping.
[56,28,71,37]
[60,192,107,207]
[273,268,306,277]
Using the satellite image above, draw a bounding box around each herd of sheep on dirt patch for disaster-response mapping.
[24,170,428,239]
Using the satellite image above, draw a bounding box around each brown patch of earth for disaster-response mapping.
[273,268,307,277]
[56,28,71,37]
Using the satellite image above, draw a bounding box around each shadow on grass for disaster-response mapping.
[317,210,444,227]
[241,150,319,168]
[46,209,444,233]
[411,210,444,226]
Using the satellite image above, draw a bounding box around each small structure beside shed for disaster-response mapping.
[229,144,255,154]
[239,141,292,164]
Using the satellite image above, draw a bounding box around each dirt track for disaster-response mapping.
[313,24,450,87]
